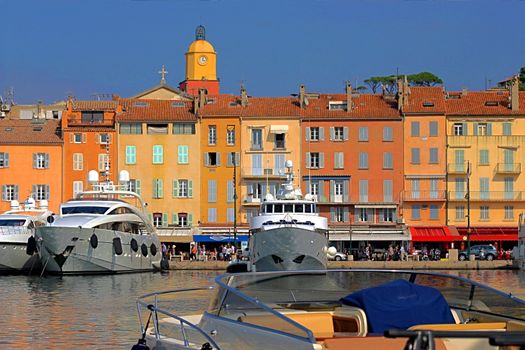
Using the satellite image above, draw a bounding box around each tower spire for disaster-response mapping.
[195,25,205,40]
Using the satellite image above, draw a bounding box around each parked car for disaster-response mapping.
[328,252,348,261]
[458,244,497,261]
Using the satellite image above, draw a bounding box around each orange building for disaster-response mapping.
[398,85,449,246]
[61,99,120,200]
[0,119,63,212]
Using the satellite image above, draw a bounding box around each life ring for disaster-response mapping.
[150,244,157,256]
[113,237,123,255]
[26,236,37,256]
[90,234,98,249]
[141,243,148,257]
[130,238,138,252]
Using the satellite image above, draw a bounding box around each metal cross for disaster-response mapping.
[159,65,168,84]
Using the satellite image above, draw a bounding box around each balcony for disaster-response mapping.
[67,118,114,127]
[495,163,521,174]
[402,190,446,201]
[447,163,468,174]
[241,167,286,180]
[448,191,523,201]
[448,135,525,149]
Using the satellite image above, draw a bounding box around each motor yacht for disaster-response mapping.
[0,198,52,273]
[134,269,525,350]
[36,171,162,274]
[247,160,329,271]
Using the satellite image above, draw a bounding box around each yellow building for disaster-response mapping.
[239,95,302,224]
[445,80,525,245]
[116,98,200,243]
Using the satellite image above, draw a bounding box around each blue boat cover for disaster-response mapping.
[340,279,455,334]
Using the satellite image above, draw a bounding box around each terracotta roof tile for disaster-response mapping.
[0,119,62,144]
[403,87,446,114]
[117,99,196,121]
[242,97,300,117]
[72,100,118,111]
[445,91,525,115]
[199,95,244,117]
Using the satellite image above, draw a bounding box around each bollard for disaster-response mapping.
[469,254,476,262]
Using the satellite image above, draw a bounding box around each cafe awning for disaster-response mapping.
[456,227,518,242]
[269,125,289,134]
[410,226,461,242]
[192,235,250,243]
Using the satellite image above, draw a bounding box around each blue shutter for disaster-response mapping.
[305,127,310,141]
[188,180,193,198]
[319,127,324,141]
[172,180,178,198]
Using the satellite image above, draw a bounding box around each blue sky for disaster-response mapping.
[1,0,525,103]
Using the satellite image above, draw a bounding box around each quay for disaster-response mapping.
[168,260,516,271]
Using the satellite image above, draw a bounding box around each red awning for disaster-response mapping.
[410,226,462,242]
[456,227,518,242]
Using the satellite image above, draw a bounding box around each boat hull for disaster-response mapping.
[35,226,162,274]
[250,226,327,271]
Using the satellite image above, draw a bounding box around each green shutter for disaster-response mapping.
[135,179,141,195]
[158,179,163,198]
[172,213,178,225]
[188,213,193,226]
[172,179,179,198]
[473,123,478,136]
[188,180,193,198]
[162,213,168,226]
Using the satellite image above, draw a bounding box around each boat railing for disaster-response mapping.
[136,286,221,350]
[0,226,32,236]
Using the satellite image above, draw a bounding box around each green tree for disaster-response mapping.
[407,72,444,86]
[520,66,525,90]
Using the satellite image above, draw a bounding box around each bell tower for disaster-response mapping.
[179,26,220,96]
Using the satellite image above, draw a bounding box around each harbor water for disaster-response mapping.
[0,269,524,349]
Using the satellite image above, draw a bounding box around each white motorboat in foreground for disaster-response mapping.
[248,160,328,271]
[134,269,525,350]
[0,198,52,273]
[36,171,162,275]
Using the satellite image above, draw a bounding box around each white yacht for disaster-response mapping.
[248,160,329,271]
[35,171,162,275]
[0,198,52,273]
[134,269,525,350]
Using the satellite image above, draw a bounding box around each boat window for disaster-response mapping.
[108,207,133,215]
[274,204,283,213]
[295,204,304,213]
[62,206,109,215]
[265,204,273,213]
[0,219,26,226]
[284,204,294,213]
[305,204,313,213]
[94,223,113,230]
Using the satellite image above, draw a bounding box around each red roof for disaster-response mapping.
[300,94,400,119]
[0,119,62,145]
[72,100,118,111]
[117,99,196,121]
[403,87,446,114]
[445,91,525,115]
[199,95,244,117]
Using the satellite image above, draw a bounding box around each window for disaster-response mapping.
[412,205,421,220]
[480,178,489,199]
[383,127,393,141]
[274,154,285,175]
[383,180,393,202]
[172,179,192,198]
[99,133,110,144]
[332,127,344,141]
[411,121,420,137]
[309,182,319,196]
[126,179,141,195]
[453,123,465,136]
[98,154,109,171]
[505,206,514,220]
[455,206,465,220]
[503,123,512,136]
[429,121,438,137]
[120,123,142,134]
[357,208,370,222]
[359,152,368,169]
[504,177,514,200]
[153,179,163,199]
[227,126,236,145]
[173,123,195,135]
[358,127,368,141]
[73,181,83,196]
[73,133,83,143]
[208,180,217,203]
[73,153,84,170]
[125,146,136,165]
[1,185,18,201]
[227,208,235,223]
[383,152,393,169]
[430,179,439,199]
[251,154,262,175]
[152,213,162,227]
[381,208,394,222]
[309,127,320,141]
[227,180,235,203]
[429,148,438,164]
[208,125,217,145]
[147,124,168,135]
[33,184,49,201]
[455,178,465,199]
[178,180,188,197]
[176,213,189,227]
[479,150,489,165]
[207,208,217,223]
[411,179,420,199]
[178,145,189,164]
[480,206,489,220]
[0,152,9,168]
[430,205,438,220]
[411,148,420,164]
[334,152,344,169]
[274,133,285,149]
[227,152,240,167]
[205,152,219,166]
[359,180,368,202]
[251,128,262,149]
[33,153,49,169]
[476,123,489,136]
[334,181,343,196]
[333,207,345,222]
[152,145,163,164]
[309,152,320,168]
[81,111,103,123]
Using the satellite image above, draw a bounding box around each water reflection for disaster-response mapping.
[0,269,523,349]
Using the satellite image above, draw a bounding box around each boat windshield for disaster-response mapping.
[62,206,109,215]
[0,219,26,226]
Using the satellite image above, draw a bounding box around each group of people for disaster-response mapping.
[355,244,409,261]
[188,243,240,262]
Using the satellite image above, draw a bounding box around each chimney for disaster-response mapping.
[511,75,520,112]
[198,88,207,109]
[396,79,404,111]
[240,84,248,107]
[299,84,306,109]
[345,82,353,111]
[461,88,468,97]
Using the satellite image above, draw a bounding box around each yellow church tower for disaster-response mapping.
[179,25,220,96]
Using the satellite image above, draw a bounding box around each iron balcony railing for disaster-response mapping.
[241,167,286,178]
[402,190,447,201]
[495,163,521,174]
[448,191,523,201]
[447,163,468,174]
[67,118,115,126]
